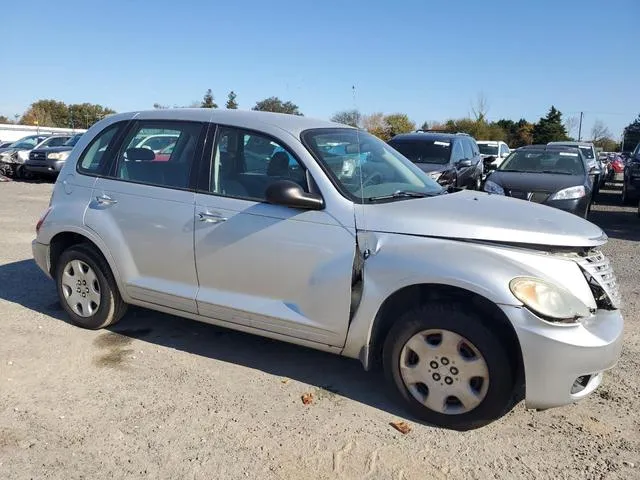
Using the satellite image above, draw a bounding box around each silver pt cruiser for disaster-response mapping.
[32,109,623,430]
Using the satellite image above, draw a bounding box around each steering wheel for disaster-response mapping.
[361,172,383,188]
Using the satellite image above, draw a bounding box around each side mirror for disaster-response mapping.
[457,159,472,168]
[589,166,601,175]
[265,180,324,210]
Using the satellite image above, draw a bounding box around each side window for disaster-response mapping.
[470,140,480,156]
[78,123,124,174]
[113,121,203,189]
[461,138,473,159]
[451,140,465,162]
[210,126,307,201]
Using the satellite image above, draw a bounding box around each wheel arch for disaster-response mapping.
[48,229,127,301]
[367,283,524,389]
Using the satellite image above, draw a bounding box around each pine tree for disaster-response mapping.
[532,106,569,144]
[226,91,238,109]
[201,89,218,109]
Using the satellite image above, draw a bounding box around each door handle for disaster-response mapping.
[96,194,117,206]
[197,212,227,223]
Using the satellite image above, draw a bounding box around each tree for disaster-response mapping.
[471,93,489,122]
[67,103,115,128]
[153,103,169,109]
[226,91,238,109]
[384,113,415,137]
[532,106,569,144]
[0,115,10,124]
[330,109,362,127]
[590,120,612,143]
[201,89,218,108]
[495,118,534,147]
[419,121,430,130]
[362,112,387,139]
[252,96,302,115]
[622,114,640,152]
[19,100,114,128]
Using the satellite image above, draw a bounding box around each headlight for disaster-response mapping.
[47,151,70,161]
[548,185,585,201]
[483,180,504,195]
[429,171,443,181]
[509,277,591,323]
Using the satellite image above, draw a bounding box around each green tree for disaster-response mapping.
[330,109,361,127]
[622,114,640,152]
[0,115,10,124]
[419,121,430,130]
[495,118,534,147]
[384,113,415,137]
[20,99,68,127]
[225,91,238,109]
[153,103,169,109]
[68,103,115,128]
[532,106,569,144]
[252,96,302,115]
[201,89,218,108]
[442,118,506,141]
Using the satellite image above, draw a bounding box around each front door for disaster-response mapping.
[84,120,206,313]
[193,125,355,347]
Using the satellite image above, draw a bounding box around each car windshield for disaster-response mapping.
[9,136,41,149]
[386,138,451,165]
[498,150,585,175]
[302,128,443,202]
[478,144,499,155]
[65,134,82,146]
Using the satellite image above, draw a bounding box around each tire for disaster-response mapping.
[55,244,127,329]
[383,303,514,430]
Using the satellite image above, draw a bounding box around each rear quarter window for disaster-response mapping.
[77,122,127,175]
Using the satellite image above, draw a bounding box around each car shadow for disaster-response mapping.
[588,189,640,242]
[0,258,409,420]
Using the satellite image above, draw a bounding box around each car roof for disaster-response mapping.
[108,109,349,137]
[389,131,465,142]
[518,144,583,154]
[548,141,594,147]
[476,140,502,144]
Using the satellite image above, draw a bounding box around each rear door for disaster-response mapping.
[452,139,469,186]
[84,120,207,313]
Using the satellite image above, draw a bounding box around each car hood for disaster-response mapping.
[355,189,605,247]
[488,171,585,193]
[413,163,450,173]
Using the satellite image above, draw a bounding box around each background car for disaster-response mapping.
[483,144,594,217]
[387,131,483,189]
[0,141,12,149]
[0,134,53,177]
[477,140,510,179]
[548,141,604,194]
[622,143,640,205]
[607,154,625,182]
[25,133,84,177]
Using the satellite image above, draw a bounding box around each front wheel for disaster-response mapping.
[56,244,127,329]
[383,303,514,430]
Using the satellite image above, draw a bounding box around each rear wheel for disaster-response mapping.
[383,303,514,430]
[55,244,127,329]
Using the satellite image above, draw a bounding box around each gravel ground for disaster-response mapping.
[0,181,639,480]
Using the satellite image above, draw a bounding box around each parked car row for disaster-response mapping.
[0,134,72,178]
[32,109,623,430]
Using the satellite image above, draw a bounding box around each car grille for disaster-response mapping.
[574,249,621,309]
[30,151,46,161]
[506,190,550,203]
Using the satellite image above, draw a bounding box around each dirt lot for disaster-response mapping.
[0,180,639,480]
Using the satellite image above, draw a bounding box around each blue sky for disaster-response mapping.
[1,0,638,138]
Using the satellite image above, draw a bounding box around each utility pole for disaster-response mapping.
[578,111,584,141]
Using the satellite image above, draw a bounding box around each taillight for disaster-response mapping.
[36,207,52,234]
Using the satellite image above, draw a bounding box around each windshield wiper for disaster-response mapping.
[539,170,573,175]
[367,190,436,202]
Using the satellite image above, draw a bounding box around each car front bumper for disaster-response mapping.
[24,160,65,174]
[501,304,623,410]
[32,240,51,278]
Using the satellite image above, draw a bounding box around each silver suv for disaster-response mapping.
[32,109,623,430]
